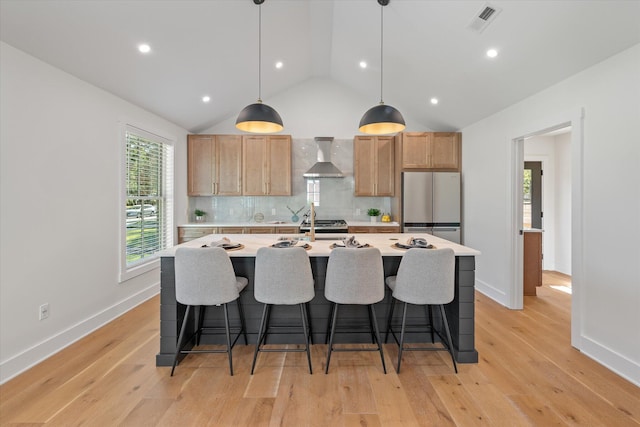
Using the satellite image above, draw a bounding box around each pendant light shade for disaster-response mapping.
[236,100,283,133]
[359,0,405,135]
[359,103,405,134]
[236,0,283,133]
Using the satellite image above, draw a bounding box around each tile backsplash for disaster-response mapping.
[189,137,391,223]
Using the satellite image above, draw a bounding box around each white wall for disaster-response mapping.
[554,132,572,274]
[0,42,189,383]
[462,43,640,385]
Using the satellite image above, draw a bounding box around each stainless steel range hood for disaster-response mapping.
[303,137,344,178]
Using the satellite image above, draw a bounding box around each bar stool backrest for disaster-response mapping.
[254,247,315,305]
[325,247,384,305]
[175,247,241,306]
[393,248,455,305]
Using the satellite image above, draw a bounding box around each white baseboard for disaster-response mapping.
[580,336,640,387]
[0,283,159,385]
[475,278,509,307]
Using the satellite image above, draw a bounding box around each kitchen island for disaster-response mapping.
[156,233,480,366]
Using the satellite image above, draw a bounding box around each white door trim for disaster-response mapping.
[509,108,584,350]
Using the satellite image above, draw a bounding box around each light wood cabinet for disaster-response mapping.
[524,231,543,296]
[348,225,401,233]
[354,136,395,196]
[217,227,245,234]
[242,135,291,196]
[178,227,217,243]
[399,132,460,171]
[178,225,299,242]
[187,135,242,196]
[245,227,275,234]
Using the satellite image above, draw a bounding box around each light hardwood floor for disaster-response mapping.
[1,276,638,426]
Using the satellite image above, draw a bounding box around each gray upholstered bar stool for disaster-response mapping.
[384,248,457,373]
[171,247,248,376]
[251,246,315,374]
[324,247,387,374]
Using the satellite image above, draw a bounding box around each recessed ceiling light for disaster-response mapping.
[138,43,151,54]
[486,48,498,58]
[202,96,211,103]
[359,61,367,69]
[430,98,439,105]
[275,61,283,69]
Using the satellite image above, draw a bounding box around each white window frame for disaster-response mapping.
[119,122,174,283]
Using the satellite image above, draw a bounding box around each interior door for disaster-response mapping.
[524,161,543,229]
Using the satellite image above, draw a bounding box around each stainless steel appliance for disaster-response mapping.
[299,219,348,234]
[402,172,461,243]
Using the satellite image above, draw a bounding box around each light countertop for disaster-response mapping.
[178,220,400,228]
[161,232,480,257]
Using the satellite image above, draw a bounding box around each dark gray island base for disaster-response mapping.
[156,252,478,367]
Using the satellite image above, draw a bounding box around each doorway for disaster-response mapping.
[523,161,543,230]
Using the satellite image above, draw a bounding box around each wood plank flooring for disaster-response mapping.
[2,274,638,426]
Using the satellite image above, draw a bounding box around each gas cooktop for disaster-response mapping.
[299,219,348,232]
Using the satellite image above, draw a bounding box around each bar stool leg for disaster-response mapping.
[367,306,376,344]
[236,296,248,345]
[325,303,340,374]
[439,304,458,373]
[223,303,234,376]
[397,302,409,373]
[305,302,314,345]
[385,298,397,343]
[427,305,435,343]
[325,302,336,344]
[300,303,313,374]
[369,305,387,374]
[171,305,191,376]
[251,304,270,375]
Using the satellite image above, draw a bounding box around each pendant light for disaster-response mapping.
[236,0,283,133]
[359,0,405,135]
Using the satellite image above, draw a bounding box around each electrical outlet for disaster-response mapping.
[39,303,49,320]
[229,208,234,215]
[271,208,276,215]
[356,208,361,216]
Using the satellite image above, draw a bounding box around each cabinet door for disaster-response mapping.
[217,227,244,234]
[348,226,372,233]
[216,135,242,195]
[376,136,395,196]
[266,136,291,195]
[242,135,267,195]
[431,132,460,170]
[354,136,394,196]
[188,135,215,196]
[402,132,432,169]
[178,227,216,243]
[354,136,376,196]
[245,227,276,234]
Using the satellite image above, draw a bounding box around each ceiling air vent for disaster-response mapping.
[468,3,502,33]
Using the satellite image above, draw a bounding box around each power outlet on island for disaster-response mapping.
[39,303,49,321]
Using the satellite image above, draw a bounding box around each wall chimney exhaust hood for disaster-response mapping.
[303,137,345,178]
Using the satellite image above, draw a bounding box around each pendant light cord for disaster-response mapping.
[258,3,262,103]
[379,3,384,104]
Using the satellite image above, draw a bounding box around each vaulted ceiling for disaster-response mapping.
[2,0,639,133]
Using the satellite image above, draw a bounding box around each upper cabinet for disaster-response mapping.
[354,136,395,196]
[242,135,292,196]
[188,134,242,196]
[399,132,461,171]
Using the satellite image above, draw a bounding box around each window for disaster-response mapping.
[121,124,173,281]
[306,179,320,206]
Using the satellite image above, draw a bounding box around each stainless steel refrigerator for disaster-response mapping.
[402,172,461,243]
